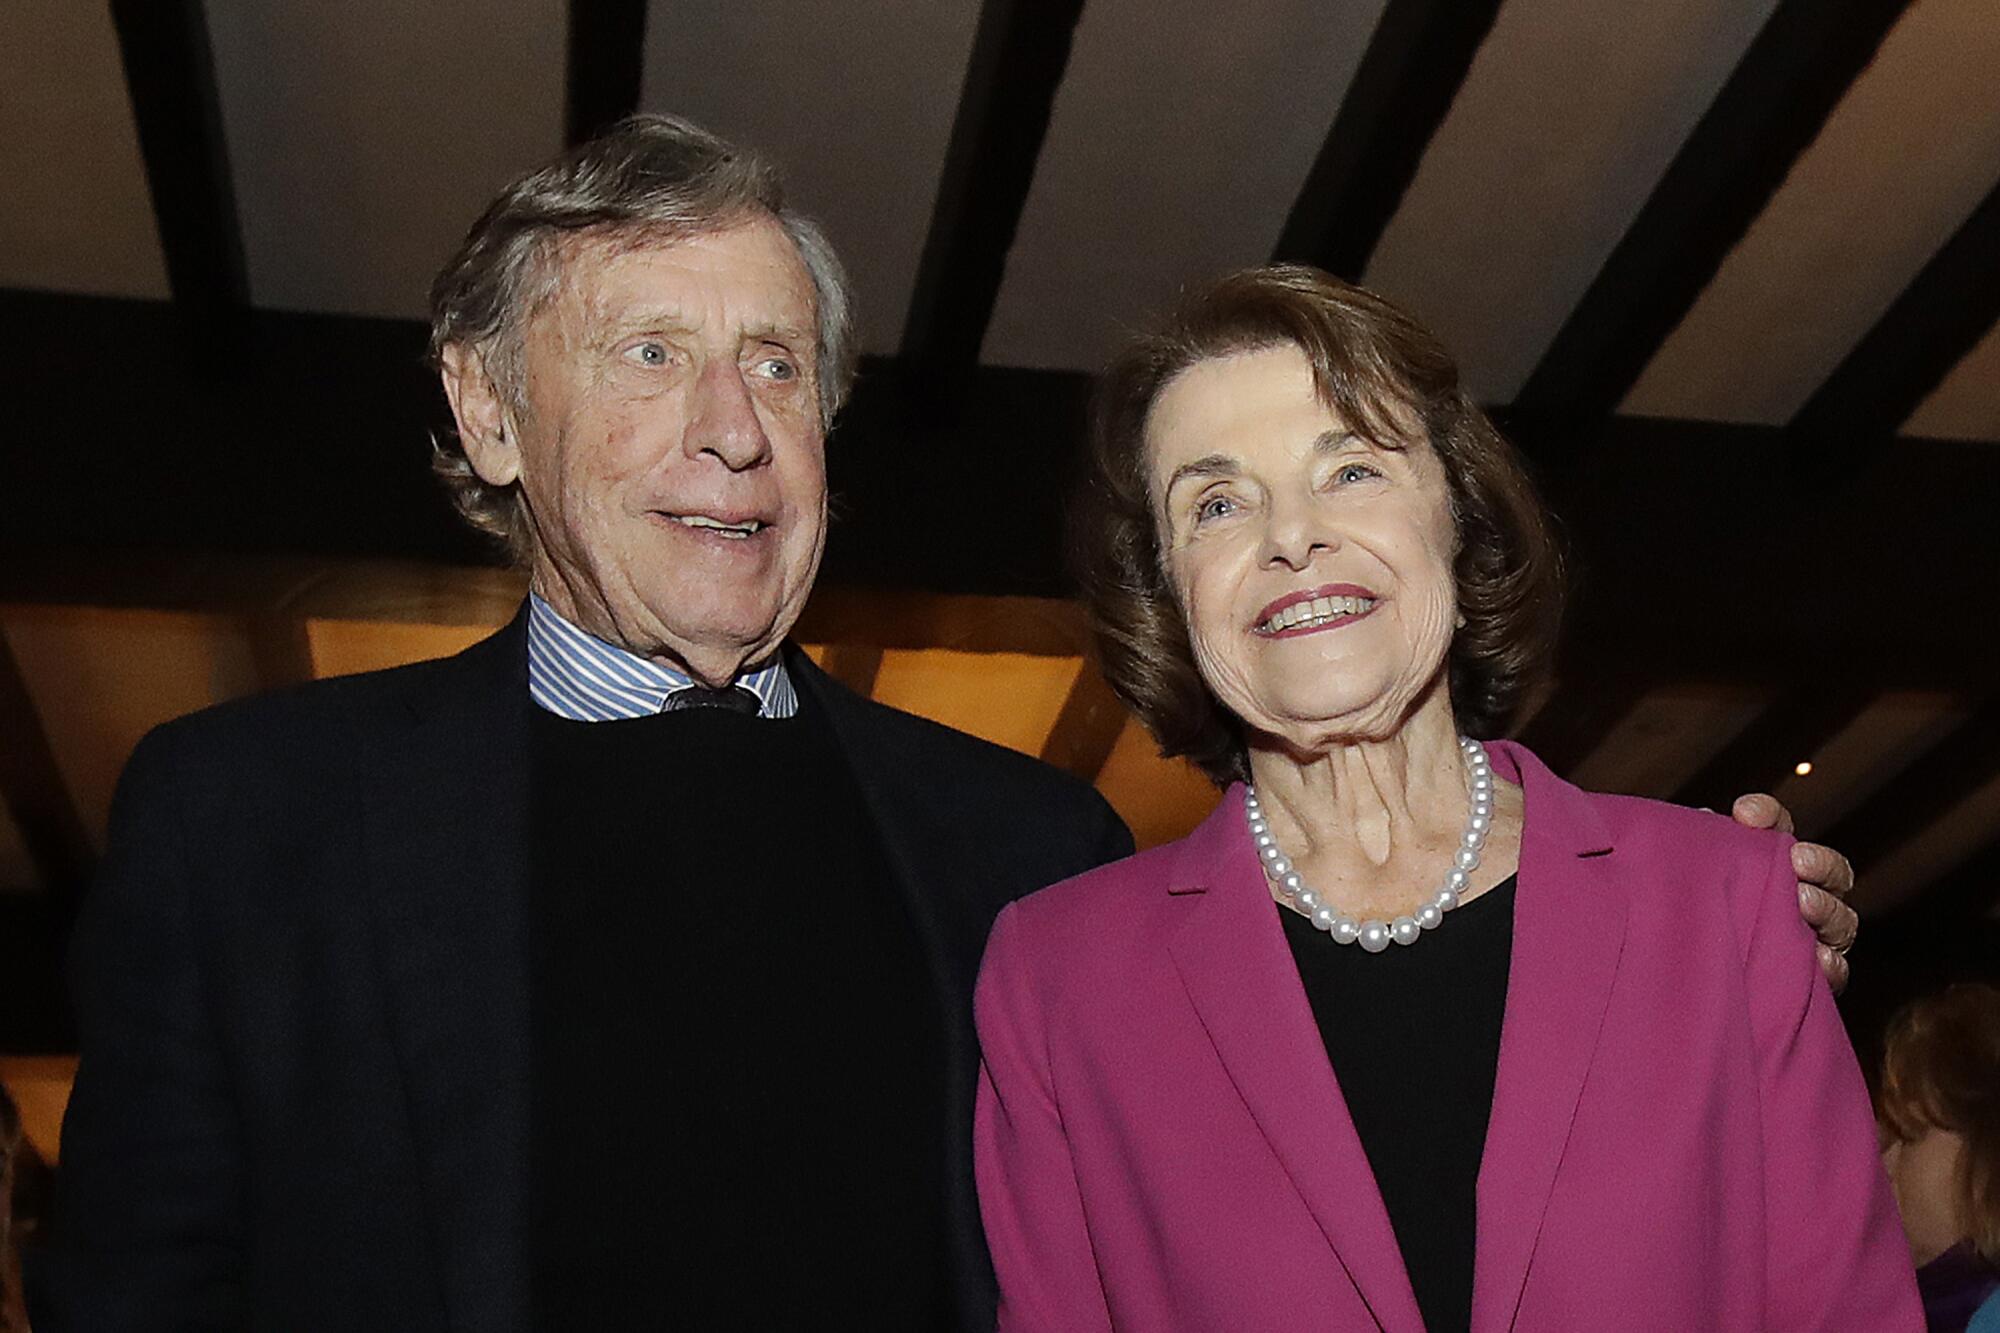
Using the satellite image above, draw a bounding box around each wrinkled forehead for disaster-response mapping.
[1143,343,1430,481]
[531,217,819,342]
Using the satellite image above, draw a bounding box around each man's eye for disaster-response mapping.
[625,341,669,366]
[756,355,798,381]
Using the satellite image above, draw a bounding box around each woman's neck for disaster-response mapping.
[1246,693,1521,917]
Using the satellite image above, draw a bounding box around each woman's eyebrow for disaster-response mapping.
[1163,454,1238,495]
[1314,428,1361,454]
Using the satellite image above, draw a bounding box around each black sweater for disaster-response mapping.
[529,703,951,1328]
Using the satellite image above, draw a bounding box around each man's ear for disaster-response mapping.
[440,344,521,487]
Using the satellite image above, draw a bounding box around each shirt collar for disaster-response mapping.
[525,593,798,721]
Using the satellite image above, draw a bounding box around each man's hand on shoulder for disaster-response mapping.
[1731,793,1859,994]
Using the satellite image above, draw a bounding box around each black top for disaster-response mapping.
[529,701,951,1328]
[1279,876,1517,1333]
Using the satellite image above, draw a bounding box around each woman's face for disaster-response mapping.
[1881,1125,1968,1266]
[1147,343,1460,750]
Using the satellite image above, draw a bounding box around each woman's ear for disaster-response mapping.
[440,344,521,487]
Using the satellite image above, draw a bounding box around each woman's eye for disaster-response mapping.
[1333,462,1379,485]
[1195,494,1236,524]
[625,341,669,367]
[757,355,798,381]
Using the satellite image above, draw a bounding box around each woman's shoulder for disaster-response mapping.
[981,836,1200,998]
[1005,839,1185,934]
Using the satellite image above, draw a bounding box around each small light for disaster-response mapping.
[1793,761,1813,777]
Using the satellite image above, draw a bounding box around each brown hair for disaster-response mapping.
[1878,983,2000,1264]
[1075,265,1564,784]
[427,113,856,560]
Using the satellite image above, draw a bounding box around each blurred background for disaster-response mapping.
[3,0,2000,1289]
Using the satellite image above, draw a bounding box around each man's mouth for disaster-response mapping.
[664,513,768,540]
[1254,587,1379,636]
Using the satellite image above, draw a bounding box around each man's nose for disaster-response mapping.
[1259,493,1337,570]
[684,358,772,470]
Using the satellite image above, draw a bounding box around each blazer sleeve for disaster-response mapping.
[974,902,1115,1333]
[1735,832,1921,1330]
[28,725,247,1331]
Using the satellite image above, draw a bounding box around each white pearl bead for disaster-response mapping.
[1255,833,1275,850]
[1330,917,1360,944]
[1312,906,1338,931]
[1435,889,1460,912]
[1269,858,1291,879]
[1454,847,1478,869]
[1391,916,1420,946]
[1470,814,1490,832]
[1296,890,1320,913]
[1416,903,1443,930]
[1358,921,1391,953]
[1261,847,1282,865]
[1446,867,1469,891]
[1279,873,1303,896]
[1462,829,1484,848]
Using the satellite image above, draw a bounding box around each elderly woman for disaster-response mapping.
[973,267,1919,1331]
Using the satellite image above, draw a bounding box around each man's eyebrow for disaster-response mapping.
[596,307,694,339]
[743,321,816,346]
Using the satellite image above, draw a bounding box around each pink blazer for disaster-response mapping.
[974,742,1919,1331]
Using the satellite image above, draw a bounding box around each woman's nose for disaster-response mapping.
[1259,495,1338,570]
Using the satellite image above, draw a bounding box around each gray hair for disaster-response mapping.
[427,113,857,558]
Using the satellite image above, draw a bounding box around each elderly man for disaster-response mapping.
[34,116,1857,1331]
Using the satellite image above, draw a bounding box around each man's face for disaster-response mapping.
[453,217,828,684]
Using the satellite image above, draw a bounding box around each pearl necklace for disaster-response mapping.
[1245,736,1493,953]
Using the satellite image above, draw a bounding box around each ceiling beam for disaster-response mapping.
[566,0,649,145]
[1787,176,2000,474]
[1819,697,2000,877]
[0,630,94,898]
[1670,684,1877,820]
[1270,0,1502,280]
[1510,0,1912,441]
[898,0,1087,366]
[108,0,248,353]
[1039,661,1127,783]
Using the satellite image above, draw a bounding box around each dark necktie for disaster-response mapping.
[662,684,763,716]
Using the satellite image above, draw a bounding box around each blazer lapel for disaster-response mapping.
[362,610,532,1333]
[1166,789,1427,1333]
[1472,741,1626,1333]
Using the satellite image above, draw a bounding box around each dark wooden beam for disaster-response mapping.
[1788,177,2000,473]
[107,0,248,351]
[0,630,94,897]
[898,0,1087,366]
[7,292,2000,690]
[1820,697,2000,875]
[566,0,649,145]
[817,644,884,699]
[1511,0,1912,439]
[1271,0,1502,280]
[1039,661,1127,782]
[1511,676,1651,779]
[1670,684,1877,820]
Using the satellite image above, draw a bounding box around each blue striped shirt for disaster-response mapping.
[525,593,799,721]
